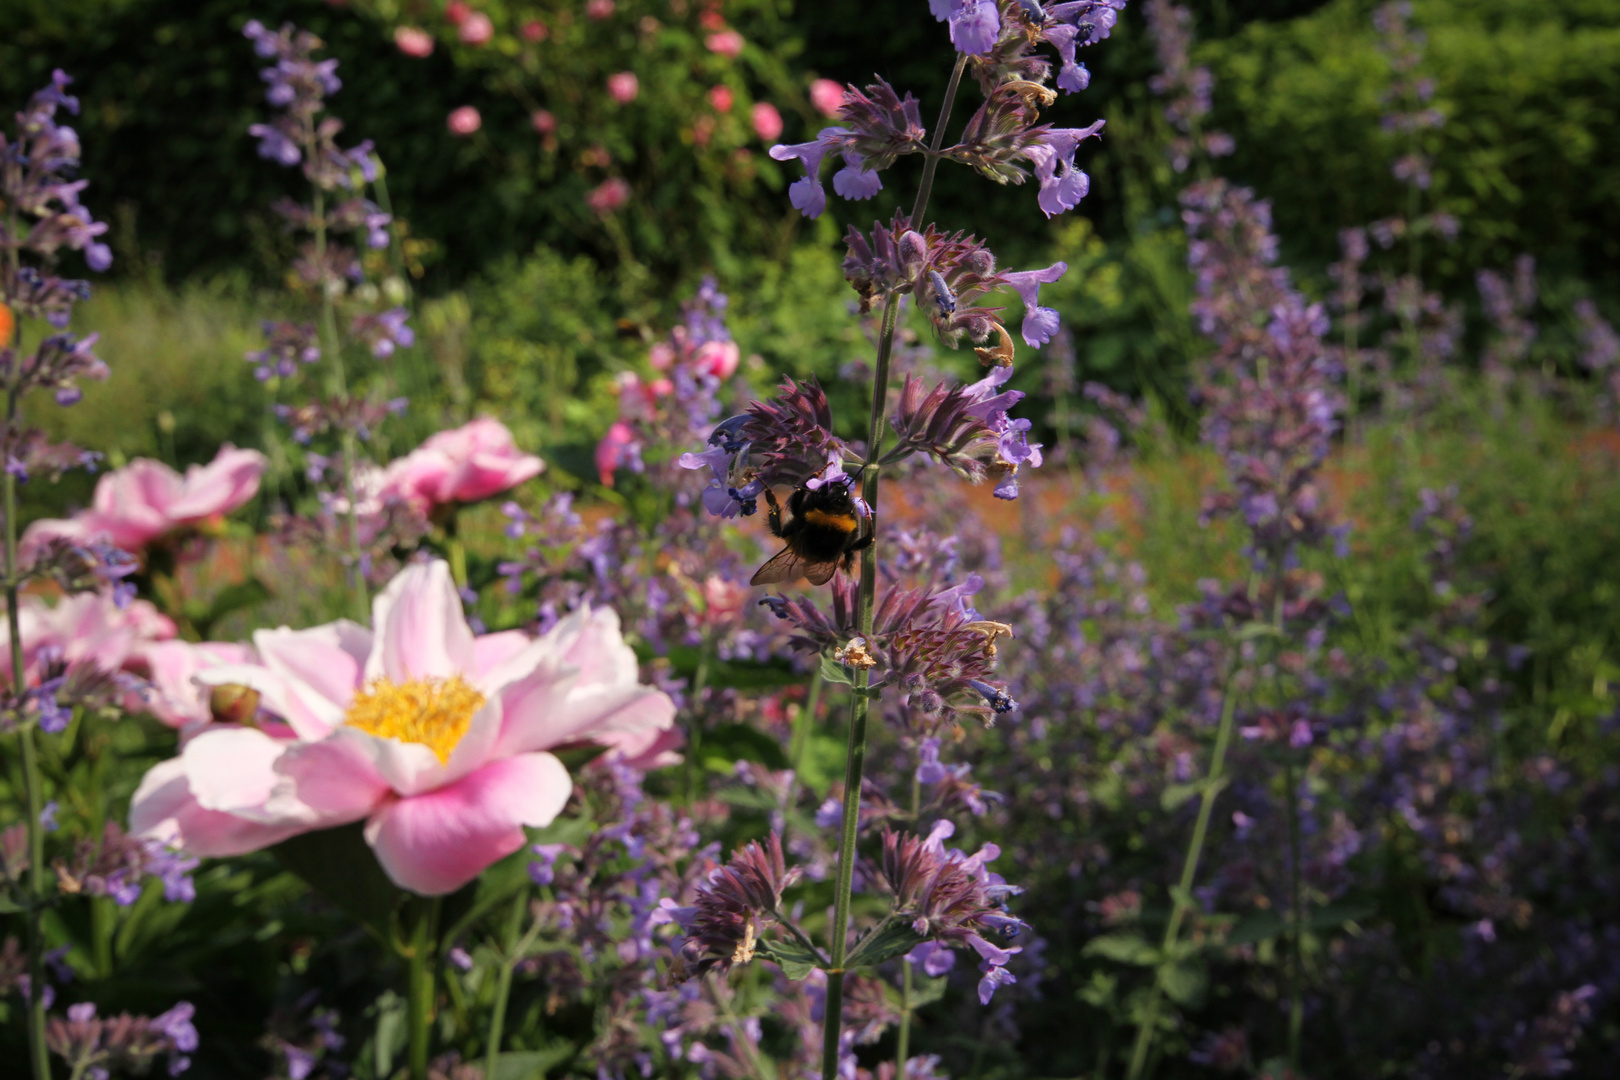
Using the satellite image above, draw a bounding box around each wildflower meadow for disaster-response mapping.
[2,0,1619,1077]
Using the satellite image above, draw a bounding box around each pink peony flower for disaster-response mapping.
[394,27,435,57]
[706,30,744,57]
[447,106,482,136]
[531,109,557,135]
[458,11,493,45]
[810,78,846,117]
[129,561,676,893]
[521,20,548,41]
[585,0,614,19]
[445,1,470,25]
[0,592,175,688]
[752,101,783,142]
[379,417,543,514]
[586,177,630,215]
[130,639,258,730]
[708,85,734,113]
[606,72,639,104]
[22,445,266,558]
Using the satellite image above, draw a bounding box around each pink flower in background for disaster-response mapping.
[394,27,435,57]
[596,420,638,487]
[521,20,547,42]
[380,417,543,514]
[708,85,734,113]
[445,1,471,25]
[706,30,744,57]
[458,12,493,45]
[22,445,267,558]
[607,72,639,103]
[531,109,556,135]
[752,102,783,142]
[693,340,741,380]
[810,78,846,117]
[447,106,482,135]
[131,640,258,729]
[586,0,615,19]
[0,592,175,688]
[586,177,630,215]
[129,561,676,893]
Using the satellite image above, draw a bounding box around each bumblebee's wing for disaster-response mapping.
[751,546,838,587]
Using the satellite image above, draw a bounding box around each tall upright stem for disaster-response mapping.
[5,302,51,1080]
[403,897,440,1080]
[820,52,967,1080]
[1284,755,1304,1067]
[311,186,369,622]
[1125,661,1243,1080]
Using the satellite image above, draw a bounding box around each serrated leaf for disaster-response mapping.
[1160,782,1201,811]
[760,935,820,980]
[847,920,926,969]
[908,973,949,1008]
[818,654,855,686]
[1158,959,1208,1006]
[1083,932,1160,967]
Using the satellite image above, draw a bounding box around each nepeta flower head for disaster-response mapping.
[768,129,842,218]
[1021,122,1104,217]
[663,833,801,980]
[1002,260,1067,346]
[1,71,112,274]
[931,0,1001,56]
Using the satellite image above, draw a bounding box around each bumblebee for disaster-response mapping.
[750,478,875,586]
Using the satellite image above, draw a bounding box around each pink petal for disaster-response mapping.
[471,630,532,682]
[129,758,312,858]
[180,726,294,820]
[362,752,571,895]
[366,560,475,683]
[194,662,337,742]
[131,640,255,728]
[165,445,269,522]
[254,619,372,732]
[274,735,393,824]
[326,725,449,798]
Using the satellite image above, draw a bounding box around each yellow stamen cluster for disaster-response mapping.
[344,675,486,764]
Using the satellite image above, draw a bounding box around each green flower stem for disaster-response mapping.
[1284,754,1305,1069]
[404,897,441,1080]
[4,290,51,1080]
[486,890,543,1080]
[310,185,369,623]
[820,52,968,1080]
[1125,659,1243,1080]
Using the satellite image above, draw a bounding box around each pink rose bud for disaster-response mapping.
[459,11,493,44]
[708,85,734,113]
[445,0,470,25]
[586,177,630,215]
[447,106,482,135]
[751,102,783,142]
[394,27,435,57]
[531,109,556,135]
[521,19,548,41]
[586,0,615,19]
[706,30,744,57]
[607,72,639,103]
[810,78,846,117]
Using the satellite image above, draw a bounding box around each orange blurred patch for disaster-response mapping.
[0,303,13,348]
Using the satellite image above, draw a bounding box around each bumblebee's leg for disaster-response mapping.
[849,509,877,553]
[763,487,786,539]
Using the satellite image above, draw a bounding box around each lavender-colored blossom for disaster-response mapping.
[664,833,802,980]
[1002,261,1067,346]
[832,151,883,200]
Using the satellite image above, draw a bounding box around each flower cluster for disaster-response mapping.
[1477,253,1538,381]
[1143,0,1233,172]
[662,832,802,980]
[1182,179,1343,561]
[45,1000,198,1078]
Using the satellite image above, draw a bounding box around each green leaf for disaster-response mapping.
[818,654,855,686]
[846,919,926,970]
[641,644,804,690]
[1158,959,1208,1007]
[760,935,821,980]
[1160,782,1202,811]
[909,973,950,1008]
[489,1044,575,1080]
[1083,932,1160,967]
[551,742,611,773]
[795,730,846,799]
[1310,902,1375,931]
[1225,911,1285,946]
[699,723,789,771]
[272,823,405,937]
[184,576,271,637]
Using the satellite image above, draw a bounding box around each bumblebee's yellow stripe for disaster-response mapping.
[803,508,858,533]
